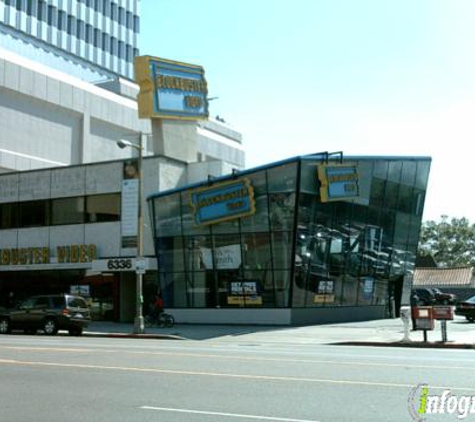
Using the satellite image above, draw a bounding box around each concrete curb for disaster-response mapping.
[331,341,475,349]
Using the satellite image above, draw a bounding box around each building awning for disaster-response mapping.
[413,267,475,288]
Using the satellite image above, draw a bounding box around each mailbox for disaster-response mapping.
[413,306,435,331]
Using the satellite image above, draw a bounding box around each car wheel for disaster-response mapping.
[467,317,475,323]
[68,327,83,336]
[43,318,58,335]
[0,317,11,334]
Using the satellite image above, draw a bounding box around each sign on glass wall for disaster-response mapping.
[135,55,208,120]
[190,178,256,226]
[317,164,359,202]
[227,281,262,306]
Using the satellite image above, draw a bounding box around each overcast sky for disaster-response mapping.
[140,0,475,223]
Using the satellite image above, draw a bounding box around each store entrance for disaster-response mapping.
[82,273,119,321]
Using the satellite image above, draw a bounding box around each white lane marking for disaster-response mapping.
[1,358,475,392]
[141,406,319,421]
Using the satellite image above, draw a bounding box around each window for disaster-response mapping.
[86,194,120,223]
[35,297,50,308]
[67,15,75,35]
[20,200,50,228]
[102,33,109,50]
[47,5,56,26]
[27,0,33,15]
[104,0,110,17]
[37,0,45,21]
[57,11,65,31]
[119,7,125,24]
[118,41,125,59]
[126,11,133,29]
[0,203,19,229]
[85,24,92,43]
[126,45,133,62]
[110,36,117,55]
[51,197,85,225]
[94,28,100,47]
[111,2,117,20]
[77,20,85,40]
[133,15,139,33]
[15,0,24,12]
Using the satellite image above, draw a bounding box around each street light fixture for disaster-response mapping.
[117,132,145,334]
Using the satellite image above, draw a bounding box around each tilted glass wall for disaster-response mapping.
[293,158,430,309]
[149,156,430,310]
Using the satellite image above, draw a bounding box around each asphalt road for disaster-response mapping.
[0,335,474,422]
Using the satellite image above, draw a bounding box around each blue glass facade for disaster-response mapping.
[148,155,431,322]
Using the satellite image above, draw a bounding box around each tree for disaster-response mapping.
[418,216,475,267]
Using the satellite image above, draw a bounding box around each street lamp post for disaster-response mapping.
[117,132,145,334]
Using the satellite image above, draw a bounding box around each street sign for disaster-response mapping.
[135,257,146,274]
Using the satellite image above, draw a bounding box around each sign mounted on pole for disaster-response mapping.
[134,55,209,120]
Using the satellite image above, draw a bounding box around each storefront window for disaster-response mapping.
[156,237,185,274]
[153,193,182,237]
[267,162,297,193]
[271,231,293,270]
[241,171,269,233]
[149,156,430,314]
[241,232,271,271]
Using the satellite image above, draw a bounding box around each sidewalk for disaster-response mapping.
[82,316,475,349]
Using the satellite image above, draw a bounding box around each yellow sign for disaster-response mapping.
[227,296,263,306]
[314,294,335,304]
[317,164,359,202]
[135,55,208,120]
[0,244,98,266]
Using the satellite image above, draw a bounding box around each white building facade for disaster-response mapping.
[0,1,246,321]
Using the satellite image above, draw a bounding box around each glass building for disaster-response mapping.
[0,0,139,81]
[148,154,431,325]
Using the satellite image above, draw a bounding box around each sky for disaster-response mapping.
[140,0,475,223]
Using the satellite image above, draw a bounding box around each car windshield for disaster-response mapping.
[465,296,475,304]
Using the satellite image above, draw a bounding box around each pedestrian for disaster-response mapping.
[410,292,419,330]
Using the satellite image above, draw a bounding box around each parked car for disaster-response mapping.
[0,294,91,336]
[455,295,475,322]
[411,288,457,306]
[430,288,457,305]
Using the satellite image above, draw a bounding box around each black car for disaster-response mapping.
[411,288,456,306]
[0,294,91,336]
[455,295,475,322]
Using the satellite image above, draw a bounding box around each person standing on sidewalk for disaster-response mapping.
[410,292,420,330]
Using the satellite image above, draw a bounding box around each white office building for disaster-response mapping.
[0,1,246,322]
